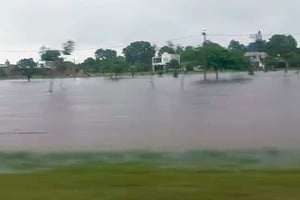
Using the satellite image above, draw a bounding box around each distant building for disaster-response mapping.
[62,56,76,63]
[152,52,180,71]
[250,30,263,42]
[245,52,267,69]
[37,61,56,69]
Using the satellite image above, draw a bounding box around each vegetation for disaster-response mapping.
[2,164,300,200]
[1,150,300,199]
[2,33,300,80]
[62,40,75,56]
[95,48,117,60]
[122,41,156,71]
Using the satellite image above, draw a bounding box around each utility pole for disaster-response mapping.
[202,29,207,45]
[202,29,207,81]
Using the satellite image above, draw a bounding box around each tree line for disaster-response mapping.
[14,34,300,79]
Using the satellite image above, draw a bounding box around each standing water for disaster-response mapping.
[0,72,299,151]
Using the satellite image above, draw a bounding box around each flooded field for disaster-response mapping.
[0,71,300,151]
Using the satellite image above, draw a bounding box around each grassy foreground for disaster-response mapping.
[1,164,300,200]
[1,150,300,199]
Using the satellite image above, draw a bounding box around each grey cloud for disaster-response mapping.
[0,0,299,63]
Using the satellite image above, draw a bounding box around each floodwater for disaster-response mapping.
[0,71,300,151]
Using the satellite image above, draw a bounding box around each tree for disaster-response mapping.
[266,35,297,57]
[228,40,246,53]
[62,40,75,55]
[165,59,181,77]
[158,46,175,56]
[41,50,61,62]
[165,59,180,69]
[81,57,98,72]
[288,52,300,70]
[247,40,267,52]
[175,45,184,55]
[265,56,277,71]
[39,46,49,55]
[94,49,117,60]
[180,41,251,80]
[203,42,250,80]
[17,58,37,68]
[129,65,137,77]
[110,56,128,78]
[181,46,204,67]
[17,58,38,79]
[204,45,227,80]
[266,35,297,73]
[181,46,206,78]
[123,41,156,70]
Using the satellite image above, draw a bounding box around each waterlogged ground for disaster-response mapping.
[1,72,300,199]
[0,71,300,151]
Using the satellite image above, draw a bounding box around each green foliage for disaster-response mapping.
[265,56,276,68]
[129,65,137,77]
[165,59,181,71]
[182,43,250,72]
[41,50,61,62]
[74,35,300,77]
[175,45,185,54]
[17,58,37,68]
[173,70,179,77]
[205,44,250,71]
[181,46,204,67]
[183,62,195,72]
[157,70,164,76]
[111,57,128,76]
[266,35,297,58]
[95,49,117,60]
[81,57,97,72]
[62,40,75,55]
[247,40,267,52]
[287,52,300,68]
[0,69,7,77]
[123,41,155,69]
[228,40,246,53]
[82,56,128,75]
[158,46,175,56]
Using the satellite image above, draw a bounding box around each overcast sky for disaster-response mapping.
[0,0,300,63]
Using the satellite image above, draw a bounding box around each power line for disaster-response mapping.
[1,32,300,53]
[0,50,37,53]
[76,35,200,51]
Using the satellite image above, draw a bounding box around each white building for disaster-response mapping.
[245,52,267,69]
[37,61,56,69]
[152,52,180,71]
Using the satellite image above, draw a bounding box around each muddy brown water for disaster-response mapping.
[0,72,299,151]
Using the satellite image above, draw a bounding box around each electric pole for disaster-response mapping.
[202,29,208,80]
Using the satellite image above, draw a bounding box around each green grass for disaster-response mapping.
[1,163,300,199]
[0,150,300,199]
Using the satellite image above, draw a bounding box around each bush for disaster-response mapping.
[185,65,194,72]
[157,70,164,76]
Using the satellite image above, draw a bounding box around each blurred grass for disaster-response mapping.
[1,164,300,199]
[1,150,300,199]
[1,150,300,172]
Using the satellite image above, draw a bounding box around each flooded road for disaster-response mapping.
[0,71,300,151]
